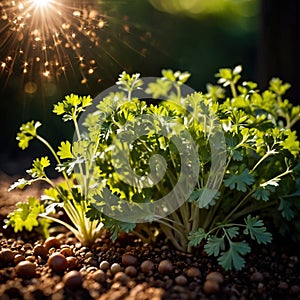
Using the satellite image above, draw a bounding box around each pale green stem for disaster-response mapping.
[230,82,237,98]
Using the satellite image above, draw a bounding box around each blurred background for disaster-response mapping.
[1,0,299,175]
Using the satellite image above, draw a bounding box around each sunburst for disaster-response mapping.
[0,0,141,92]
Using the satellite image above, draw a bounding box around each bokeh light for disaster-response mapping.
[0,0,143,92]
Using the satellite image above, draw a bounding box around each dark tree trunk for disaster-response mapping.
[258,0,300,105]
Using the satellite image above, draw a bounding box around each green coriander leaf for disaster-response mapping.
[188,228,207,247]
[16,121,41,149]
[57,141,73,159]
[224,168,255,192]
[253,187,270,201]
[65,94,81,106]
[217,241,250,271]
[27,157,50,178]
[81,95,93,108]
[53,102,65,115]
[146,79,172,98]
[5,197,44,232]
[244,215,272,244]
[204,236,225,256]
[281,130,300,157]
[8,178,32,191]
[224,226,239,239]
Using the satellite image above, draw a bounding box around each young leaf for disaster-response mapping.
[217,241,250,271]
[57,141,73,159]
[188,228,207,247]
[5,197,44,232]
[281,130,300,157]
[27,157,50,178]
[8,178,33,191]
[146,79,172,98]
[223,168,254,192]
[204,236,225,256]
[243,215,272,244]
[224,226,239,239]
[16,121,41,149]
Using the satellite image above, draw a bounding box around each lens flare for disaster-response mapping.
[32,0,51,7]
[0,0,151,91]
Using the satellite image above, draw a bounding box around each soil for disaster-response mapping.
[0,172,300,300]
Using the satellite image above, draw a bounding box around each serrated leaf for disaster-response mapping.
[188,228,207,247]
[217,241,250,271]
[57,141,73,159]
[224,226,239,239]
[53,102,65,115]
[5,197,44,232]
[243,215,272,244]
[146,79,172,98]
[253,187,270,201]
[27,157,50,178]
[224,168,254,192]
[204,236,225,256]
[8,178,32,191]
[281,130,300,157]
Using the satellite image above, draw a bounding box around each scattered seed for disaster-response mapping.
[114,271,129,285]
[158,260,173,275]
[60,247,73,257]
[44,237,61,250]
[206,271,224,284]
[250,271,264,282]
[125,266,138,277]
[99,260,110,271]
[122,254,137,267]
[63,270,83,288]
[48,253,68,273]
[66,256,78,270]
[140,260,155,274]
[203,279,220,294]
[13,254,25,265]
[92,269,106,283]
[15,261,36,279]
[33,244,48,258]
[175,275,188,286]
[111,263,122,274]
[186,267,201,278]
[0,248,14,264]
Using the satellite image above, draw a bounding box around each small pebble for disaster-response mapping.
[140,260,155,274]
[60,247,73,257]
[203,279,220,294]
[278,281,288,289]
[114,271,129,285]
[0,248,14,264]
[290,285,300,294]
[111,263,122,274]
[14,254,25,265]
[48,253,68,273]
[33,244,48,258]
[15,261,36,279]
[92,270,106,283]
[44,237,61,250]
[186,267,201,278]
[206,271,224,284]
[63,270,83,288]
[125,266,138,277]
[175,275,188,286]
[66,256,77,270]
[158,260,173,275]
[250,271,264,282]
[99,260,110,271]
[122,254,138,267]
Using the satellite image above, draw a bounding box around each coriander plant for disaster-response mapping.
[6,66,300,271]
[6,95,104,245]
